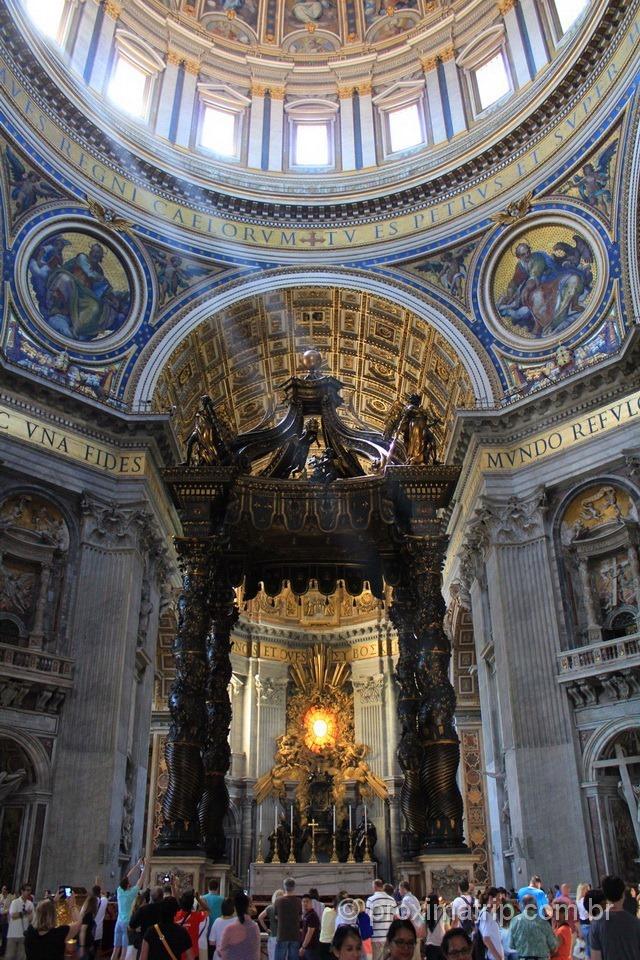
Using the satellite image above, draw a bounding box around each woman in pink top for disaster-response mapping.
[218,892,260,960]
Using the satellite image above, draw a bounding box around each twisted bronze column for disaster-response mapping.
[391,536,465,851]
[158,541,210,850]
[198,566,238,861]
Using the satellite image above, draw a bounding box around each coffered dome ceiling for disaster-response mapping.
[153,286,474,454]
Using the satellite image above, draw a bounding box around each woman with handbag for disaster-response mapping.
[140,899,194,960]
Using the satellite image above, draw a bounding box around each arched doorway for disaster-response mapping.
[0,736,46,890]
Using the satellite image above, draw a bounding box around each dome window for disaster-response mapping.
[108,57,149,118]
[200,106,238,158]
[286,99,338,171]
[388,103,424,153]
[554,0,589,33]
[106,32,164,122]
[475,51,511,111]
[196,86,250,162]
[373,82,427,161]
[24,0,66,41]
[294,123,330,166]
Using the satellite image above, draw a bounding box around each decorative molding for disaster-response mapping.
[420,55,438,73]
[254,674,287,706]
[352,673,384,704]
[103,0,122,20]
[497,0,517,14]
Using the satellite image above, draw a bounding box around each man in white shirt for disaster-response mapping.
[398,881,424,960]
[6,884,33,960]
[450,879,477,935]
[477,888,504,960]
[365,878,397,960]
[92,882,109,953]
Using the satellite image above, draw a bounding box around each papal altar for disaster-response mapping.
[249,862,377,897]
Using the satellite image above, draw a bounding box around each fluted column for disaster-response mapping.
[199,567,238,860]
[158,540,210,851]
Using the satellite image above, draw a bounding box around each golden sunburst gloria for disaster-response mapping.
[304,706,337,752]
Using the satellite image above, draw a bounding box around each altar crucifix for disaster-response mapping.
[308,819,319,863]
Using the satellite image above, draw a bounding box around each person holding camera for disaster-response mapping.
[6,884,33,960]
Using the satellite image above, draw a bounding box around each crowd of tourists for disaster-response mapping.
[1,866,639,960]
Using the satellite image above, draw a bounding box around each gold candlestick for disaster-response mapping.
[363,833,372,863]
[288,827,296,863]
[272,838,282,865]
[330,832,339,863]
[256,833,265,863]
[347,829,355,863]
[308,819,318,864]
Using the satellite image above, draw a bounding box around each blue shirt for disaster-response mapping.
[202,893,224,931]
[116,884,139,923]
[517,885,549,917]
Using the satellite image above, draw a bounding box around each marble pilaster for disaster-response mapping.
[87,2,118,92]
[462,491,591,883]
[268,90,285,172]
[247,89,266,169]
[339,92,356,171]
[155,58,181,141]
[70,0,100,76]
[518,0,548,71]
[503,6,531,87]
[40,496,151,888]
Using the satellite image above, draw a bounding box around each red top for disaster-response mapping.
[551,924,572,960]
[175,909,209,954]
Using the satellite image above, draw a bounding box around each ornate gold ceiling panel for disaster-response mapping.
[152,287,474,453]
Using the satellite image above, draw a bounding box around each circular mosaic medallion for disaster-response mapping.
[483,216,607,347]
[23,227,135,346]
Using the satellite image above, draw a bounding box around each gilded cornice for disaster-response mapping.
[497,0,517,14]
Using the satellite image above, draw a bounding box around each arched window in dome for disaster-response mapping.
[373,82,427,161]
[456,25,514,118]
[285,100,338,171]
[196,86,250,162]
[106,32,165,122]
[24,0,67,43]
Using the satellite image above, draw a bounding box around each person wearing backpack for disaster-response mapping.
[451,881,476,938]
[476,889,504,960]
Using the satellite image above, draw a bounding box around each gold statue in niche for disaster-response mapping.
[254,643,387,822]
[382,393,440,466]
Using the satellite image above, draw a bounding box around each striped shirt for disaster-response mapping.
[365,892,397,941]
